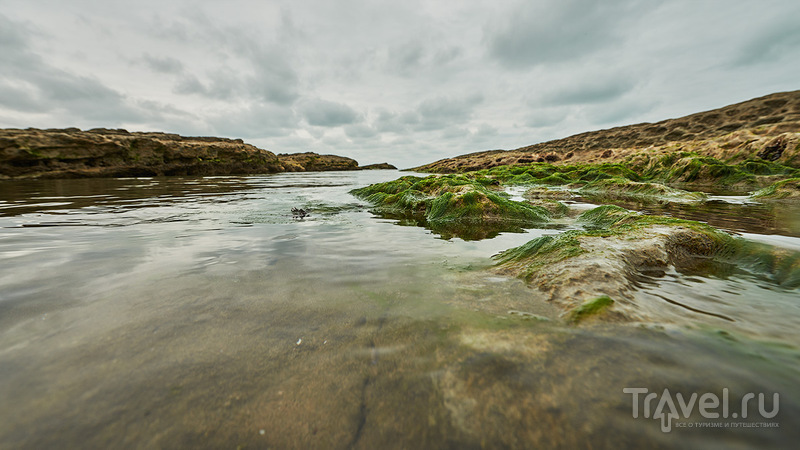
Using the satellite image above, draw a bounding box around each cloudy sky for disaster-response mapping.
[1,0,799,168]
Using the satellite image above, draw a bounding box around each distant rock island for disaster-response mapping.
[0,127,395,179]
[414,90,800,172]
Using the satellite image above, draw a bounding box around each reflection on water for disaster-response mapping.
[1,171,799,448]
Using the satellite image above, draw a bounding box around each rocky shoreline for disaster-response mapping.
[0,127,395,179]
[353,91,800,327]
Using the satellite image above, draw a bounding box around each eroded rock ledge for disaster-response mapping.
[0,128,385,179]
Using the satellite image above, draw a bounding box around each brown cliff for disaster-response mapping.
[0,128,367,179]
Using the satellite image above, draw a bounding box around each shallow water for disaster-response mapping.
[1,171,799,449]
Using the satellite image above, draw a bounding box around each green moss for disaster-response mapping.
[525,199,569,217]
[493,231,588,279]
[751,177,800,200]
[577,205,637,229]
[578,178,707,203]
[642,152,799,188]
[568,296,615,323]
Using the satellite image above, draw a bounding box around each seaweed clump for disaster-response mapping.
[568,296,615,324]
[351,174,550,240]
[577,178,707,203]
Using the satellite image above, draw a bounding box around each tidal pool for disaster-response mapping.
[1,171,798,448]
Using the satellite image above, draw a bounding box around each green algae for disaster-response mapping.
[524,199,569,217]
[568,296,615,324]
[351,174,550,240]
[493,231,588,281]
[751,177,800,200]
[640,153,800,189]
[470,154,800,192]
[498,204,800,288]
[577,178,707,203]
[478,162,641,186]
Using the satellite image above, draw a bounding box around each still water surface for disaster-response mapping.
[1,171,798,448]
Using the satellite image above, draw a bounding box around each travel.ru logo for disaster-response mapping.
[623,388,779,432]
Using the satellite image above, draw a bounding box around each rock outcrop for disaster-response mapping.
[413,90,800,172]
[277,152,359,172]
[359,162,397,170]
[0,128,378,179]
[0,128,284,179]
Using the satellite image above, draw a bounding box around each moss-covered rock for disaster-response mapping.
[751,177,800,200]
[578,178,707,203]
[495,205,800,324]
[351,174,550,240]
[524,199,570,218]
[477,162,641,186]
[568,296,615,324]
[638,153,800,190]
[469,154,800,193]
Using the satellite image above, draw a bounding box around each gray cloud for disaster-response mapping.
[485,0,647,68]
[154,11,300,105]
[212,102,299,139]
[344,123,378,139]
[541,76,636,106]
[0,14,146,123]
[300,99,360,127]
[386,40,425,76]
[140,54,184,74]
[1,1,799,170]
[374,109,421,134]
[416,94,484,130]
[731,15,800,67]
[526,108,570,129]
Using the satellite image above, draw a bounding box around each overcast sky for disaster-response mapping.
[1,0,799,168]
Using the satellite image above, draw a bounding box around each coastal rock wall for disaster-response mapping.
[0,128,284,179]
[0,128,376,179]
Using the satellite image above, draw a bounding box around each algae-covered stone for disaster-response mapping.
[523,199,570,218]
[578,178,707,203]
[351,174,550,240]
[568,296,615,324]
[495,205,800,325]
[751,177,800,200]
